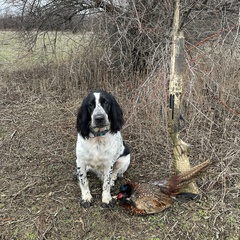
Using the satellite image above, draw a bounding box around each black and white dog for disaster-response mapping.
[76,90,130,207]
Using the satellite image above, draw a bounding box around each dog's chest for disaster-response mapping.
[89,137,112,157]
[77,135,120,167]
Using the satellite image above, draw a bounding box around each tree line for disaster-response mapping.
[1,0,239,73]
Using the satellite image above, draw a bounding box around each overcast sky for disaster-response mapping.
[0,0,19,16]
[0,0,129,16]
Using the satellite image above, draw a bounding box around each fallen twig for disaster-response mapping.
[10,130,17,140]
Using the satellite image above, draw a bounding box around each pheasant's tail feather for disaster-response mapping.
[177,159,211,187]
[166,175,182,195]
[167,160,211,195]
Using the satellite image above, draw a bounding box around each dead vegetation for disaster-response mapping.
[1,26,240,239]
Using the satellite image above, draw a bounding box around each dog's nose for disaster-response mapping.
[95,114,105,124]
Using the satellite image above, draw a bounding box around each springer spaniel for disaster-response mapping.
[76,90,130,208]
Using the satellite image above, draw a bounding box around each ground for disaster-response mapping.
[1,75,239,240]
[0,28,240,239]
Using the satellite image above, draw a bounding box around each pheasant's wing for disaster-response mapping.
[134,194,173,214]
[130,183,174,214]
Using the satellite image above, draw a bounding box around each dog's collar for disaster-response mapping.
[90,128,109,137]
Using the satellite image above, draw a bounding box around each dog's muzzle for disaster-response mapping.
[93,114,108,128]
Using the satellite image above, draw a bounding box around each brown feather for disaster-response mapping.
[165,159,211,195]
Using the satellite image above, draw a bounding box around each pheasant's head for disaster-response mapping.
[117,184,132,202]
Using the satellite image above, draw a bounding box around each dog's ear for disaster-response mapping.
[109,96,124,133]
[76,97,91,138]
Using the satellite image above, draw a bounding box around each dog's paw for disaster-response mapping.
[80,199,93,208]
[101,199,116,209]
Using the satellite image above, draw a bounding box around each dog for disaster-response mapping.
[75,90,130,208]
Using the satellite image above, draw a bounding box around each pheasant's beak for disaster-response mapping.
[112,195,117,199]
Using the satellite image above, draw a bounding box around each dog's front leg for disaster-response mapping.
[102,165,114,208]
[77,164,93,208]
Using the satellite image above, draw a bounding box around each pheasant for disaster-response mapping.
[116,160,210,214]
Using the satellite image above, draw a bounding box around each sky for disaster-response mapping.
[0,0,19,16]
[0,0,129,16]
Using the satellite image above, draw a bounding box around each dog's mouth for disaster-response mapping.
[90,124,109,130]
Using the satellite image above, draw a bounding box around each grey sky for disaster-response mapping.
[0,0,19,16]
[0,0,129,16]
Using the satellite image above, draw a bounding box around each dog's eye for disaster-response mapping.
[102,100,109,109]
[88,102,95,110]
[103,100,109,106]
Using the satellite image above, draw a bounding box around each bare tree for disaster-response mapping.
[5,0,239,73]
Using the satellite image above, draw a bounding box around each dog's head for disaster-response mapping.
[77,90,124,138]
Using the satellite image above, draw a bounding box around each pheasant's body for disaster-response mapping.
[125,182,174,214]
[117,160,210,214]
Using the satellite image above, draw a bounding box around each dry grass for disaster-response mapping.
[0,31,240,240]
